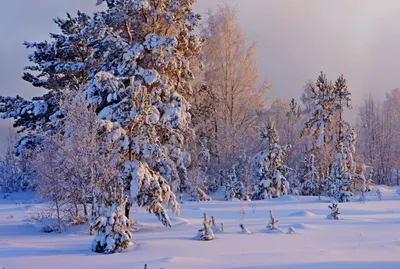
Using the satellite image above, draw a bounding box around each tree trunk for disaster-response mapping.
[125,202,132,219]
[55,199,62,233]
[83,201,88,216]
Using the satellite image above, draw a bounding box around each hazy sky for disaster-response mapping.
[0,0,400,150]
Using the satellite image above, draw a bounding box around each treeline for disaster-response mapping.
[0,1,397,235]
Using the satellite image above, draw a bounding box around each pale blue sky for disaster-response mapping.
[1,0,400,150]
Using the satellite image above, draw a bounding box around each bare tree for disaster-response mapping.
[201,4,269,174]
[32,92,117,228]
[358,90,400,185]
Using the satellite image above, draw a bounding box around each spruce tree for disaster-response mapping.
[91,200,133,254]
[225,165,246,201]
[301,154,320,196]
[252,119,291,199]
[327,143,354,203]
[326,202,340,220]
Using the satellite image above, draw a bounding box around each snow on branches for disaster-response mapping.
[124,161,180,227]
[252,118,291,199]
[0,0,203,229]
[91,202,133,254]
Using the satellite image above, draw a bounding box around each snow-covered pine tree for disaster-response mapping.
[1,1,203,226]
[91,196,132,254]
[124,161,180,227]
[252,118,291,199]
[327,143,354,203]
[327,121,361,203]
[301,73,363,201]
[326,202,340,220]
[225,165,246,201]
[86,0,203,218]
[300,73,341,195]
[333,75,352,145]
[301,72,337,148]
[0,11,97,139]
[301,154,320,196]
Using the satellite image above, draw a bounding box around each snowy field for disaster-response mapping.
[1,187,400,269]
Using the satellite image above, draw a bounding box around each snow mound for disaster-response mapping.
[274,195,298,201]
[288,210,316,217]
[396,188,400,196]
[292,223,316,229]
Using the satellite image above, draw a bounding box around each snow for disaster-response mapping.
[275,195,299,201]
[291,223,317,229]
[288,210,316,217]
[1,191,400,268]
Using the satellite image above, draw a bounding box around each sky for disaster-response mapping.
[0,0,400,151]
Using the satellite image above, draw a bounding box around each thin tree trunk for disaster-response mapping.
[125,202,131,219]
[83,201,88,216]
[55,199,62,233]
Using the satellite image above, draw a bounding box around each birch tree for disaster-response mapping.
[201,4,269,173]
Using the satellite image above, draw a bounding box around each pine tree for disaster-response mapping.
[91,199,132,254]
[300,73,341,194]
[0,12,97,136]
[87,0,203,199]
[301,72,337,148]
[327,143,354,203]
[225,165,246,201]
[301,72,365,201]
[301,154,320,196]
[125,161,180,227]
[252,119,291,199]
[1,0,203,226]
[333,75,352,144]
[326,202,340,220]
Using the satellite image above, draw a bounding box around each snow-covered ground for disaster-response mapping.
[1,187,400,269]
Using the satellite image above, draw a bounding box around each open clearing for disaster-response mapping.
[1,188,400,269]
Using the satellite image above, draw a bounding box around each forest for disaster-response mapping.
[0,0,399,257]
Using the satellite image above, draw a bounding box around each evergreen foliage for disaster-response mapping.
[91,200,132,254]
[253,119,291,199]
